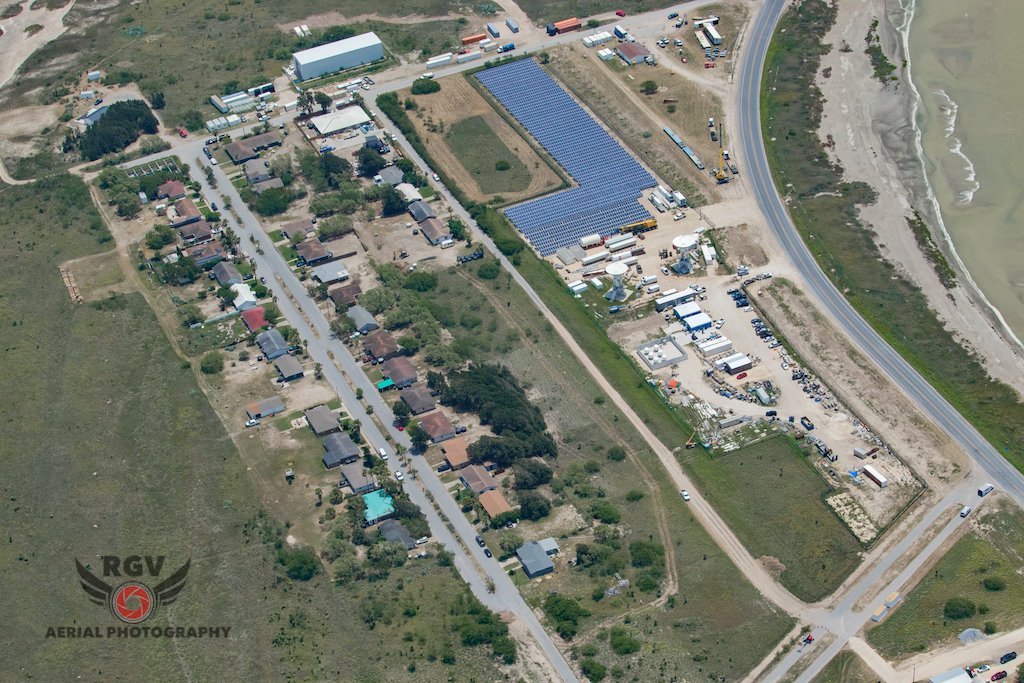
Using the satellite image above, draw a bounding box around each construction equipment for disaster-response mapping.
[619,217,658,234]
[685,429,698,449]
[714,122,731,184]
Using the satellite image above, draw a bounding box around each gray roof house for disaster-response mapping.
[304,405,340,436]
[256,329,289,360]
[211,261,242,286]
[341,462,377,494]
[516,541,555,578]
[408,200,435,223]
[379,519,416,549]
[400,386,436,415]
[273,355,304,381]
[322,432,360,466]
[377,165,404,186]
[347,305,379,334]
[244,159,271,184]
[245,396,285,419]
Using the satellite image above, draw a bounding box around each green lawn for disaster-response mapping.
[684,436,863,602]
[811,650,878,683]
[0,176,508,681]
[866,506,1024,658]
[761,0,1024,469]
[444,116,532,195]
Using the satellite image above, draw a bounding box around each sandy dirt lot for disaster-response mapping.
[399,76,563,205]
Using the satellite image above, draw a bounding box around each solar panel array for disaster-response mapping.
[476,59,655,256]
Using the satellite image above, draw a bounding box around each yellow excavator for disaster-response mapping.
[715,122,730,184]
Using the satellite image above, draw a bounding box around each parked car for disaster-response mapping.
[615,9,626,16]
[378,447,389,460]
[394,470,404,482]
[211,202,218,211]
[960,506,972,518]
[475,536,485,547]
[431,172,440,181]
[245,418,259,427]
[660,266,670,275]
[800,417,815,430]
[1000,653,1017,665]
[94,98,103,106]
[991,672,1007,682]
[178,128,188,138]
[206,137,216,145]
[483,548,493,558]
[680,489,690,502]
[668,12,679,19]
[735,372,748,380]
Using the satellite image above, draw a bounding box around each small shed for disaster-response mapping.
[245,396,285,419]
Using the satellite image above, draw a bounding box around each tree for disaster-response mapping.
[607,446,626,462]
[355,147,386,178]
[518,491,551,521]
[78,100,159,160]
[477,260,500,280]
[298,91,314,116]
[495,160,511,171]
[448,218,468,241]
[943,597,976,620]
[580,657,607,681]
[277,547,319,581]
[200,351,224,375]
[640,80,659,95]
[179,304,203,327]
[270,153,294,185]
[379,185,406,216]
[148,91,165,109]
[254,187,291,216]
[317,215,354,240]
[983,577,1007,592]
[367,541,408,569]
[589,501,620,524]
[145,224,175,250]
[410,78,441,95]
[407,423,429,451]
[314,91,332,112]
[330,315,356,337]
[543,594,590,640]
[629,540,665,568]
[512,460,553,490]
[403,272,438,292]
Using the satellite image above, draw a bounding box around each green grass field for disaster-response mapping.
[0,176,507,680]
[445,116,532,195]
[866,505,1024,658]
[761,0,1024,470]
[811,650,878,683]
[515,0,677,24]
[684,436,863,602]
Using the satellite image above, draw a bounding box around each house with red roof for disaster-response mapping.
[241,306,269,332]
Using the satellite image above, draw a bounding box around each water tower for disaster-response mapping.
[604,261,630,302]
[671,234,698,275]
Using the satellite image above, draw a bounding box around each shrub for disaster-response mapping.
[943,597,976,620]
[277,547,319,581]
[495,160,511,171]
[590,501,620,524]
[982,576,1006,592]
[199,351,224,375]
[580,657,607,682]
[410,78,441,95]
[477,260,501,280]
[983,621,998,635]
[609,626,641,655]
[607,446,626,462]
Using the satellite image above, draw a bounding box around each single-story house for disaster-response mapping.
[304,405,339,436]
[420,411,456,443]
[256,329,289,360]
[418,217,450,246]
[459,465,497,494]
[323,450,345,470]
[341,462,377,494]
[252,178,284,195]
[362,490,396,525]
[479,489,513,518]
[231,282,258,310]
[246,396,285,419]
[441,437,470,470]
[401,386,436,415]
[311,261,349,285]
[241,306,269,332]
[244,159,271,184]
[376,166,404,186]
[211,261,242,286]
[182,242,224,268]
[378,519,415,549]
[328,282,362,309]
[169,198,202,227]
[364,135,384,152]
[295,238,331,265]
[363,331,400,360]
[382,356,417,388]
[179,220,213,245]
[157,179,187,200]
[226,132,282,163]
[347,305,379,335]
[322,432,361,465]
[225,141,259,164]
[281,218,316,240]
[395,182,423,204]
[617,42,651,66]
[516,541,555,578]
[408,200,435,223]
[273,354,304,381]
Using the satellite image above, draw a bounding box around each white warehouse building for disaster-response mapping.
[292,32,384,82]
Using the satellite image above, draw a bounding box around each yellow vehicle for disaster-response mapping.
[620,218,658,234]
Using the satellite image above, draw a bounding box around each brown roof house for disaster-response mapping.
[418,217,451,246]
[273,355,304,381]
[295,238,331,265]
[420,411,456,444]
[329,282,362,310]
[304,405,340,436]
[441,437,470,470]
[382,357,417,388]
[363,331,399,360]
[459,465,497,494]
[282,218,316,240]
[225,131,281,164]
[479,489,513,518]
[401,386,436,415]
[157,179,186,200]
[168,198,202,227]
[182,242,224,268]
[179,220,213,245]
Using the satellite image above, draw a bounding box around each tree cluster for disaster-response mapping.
[79,100,159,160]
[410,78,441,95]
[298,149,352,192]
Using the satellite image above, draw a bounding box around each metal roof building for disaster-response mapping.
[516,541,554,578]
[929,670,971,683]
[311,261,349,285]
[684,312,713,332]
[292,32,384,81]
[347,305,379,334]
[309,106,372,136]
[256,329,289,359]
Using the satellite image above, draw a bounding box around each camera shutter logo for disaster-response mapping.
[75,559,190,623]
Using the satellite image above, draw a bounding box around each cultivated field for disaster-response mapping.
[683,436,864,602]
[866,503,1024,659]
[0,176,510,681]
[811,650,878,683]
[399,75,564,205]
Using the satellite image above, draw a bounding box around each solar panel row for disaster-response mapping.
[476,59,656,255]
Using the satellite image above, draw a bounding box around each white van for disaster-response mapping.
[639,275,658,287]
[378,447,389,461]
[978,483,994,497]
[645,284,661,295]
[421,72,435,79]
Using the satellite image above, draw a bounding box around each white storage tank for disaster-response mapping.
[579,234,602,249]
[673,234,698,252]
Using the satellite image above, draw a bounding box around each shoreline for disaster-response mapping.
[892,0,1024,356]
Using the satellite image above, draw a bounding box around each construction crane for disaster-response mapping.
[715,122,730,184]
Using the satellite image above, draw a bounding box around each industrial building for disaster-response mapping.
[672,302,702,320]
[654,287,697,312]
[292,32,384,81]
[309,106,372,136]
[636,336,687,370]
[684,312,713,332]
[714,353,752,375]
[617,43,651,66]
[929,670,970,683]
[698,337,733,356]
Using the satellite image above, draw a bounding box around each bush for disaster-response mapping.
[590,501,620,524]
[983,621,998,635]
[609,626,641,655]
[607,446,626,461]
[403,272,438,292]
[982,576,1006,592]
[199,351,224,375]
[943,597,976,620]
[518,491,551,521]
[495,160,511,171]
[410,78,441,95]
[543,594,590,640]
[477,260,501,280]
[145,224,175,250]
[629,540,664,568]
[580,657,607,682]
[277,547,319,581]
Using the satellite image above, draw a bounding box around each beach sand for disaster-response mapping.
[812,0,1024,391]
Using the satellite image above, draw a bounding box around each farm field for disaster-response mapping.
[810,650,878,683]
[384,262,793,681]
[399,75,564,205]
[0,176,508,681]
[866,504,1024,658]
[682,435,863,602]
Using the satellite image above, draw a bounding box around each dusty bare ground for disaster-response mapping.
[504,616,561,683]
[0,0,75,90]
[815,0,1024,389]
[715,222,767,266]
[399,76,563,205]
[64,249,133,301]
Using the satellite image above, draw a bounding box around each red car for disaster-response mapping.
[736,372,748,380]
[178,128,188,138]
[615,9,625,16]
[991,673,1007,682]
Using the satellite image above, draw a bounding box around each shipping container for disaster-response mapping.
[649,194,667,213]
[456,50,483,64]
[480,41,499,52]
[862,464,889,488]
[698,338,733,356]
[657,185,674,203]
[597,48,616,61]
[505,18,520,33]
[554,17,582,33]
[581,250,610,266]
[672,191,687,207]
[426,54,454,67]
[695,31,712,50]
[579,234,602,249]
[461,33,487,45]
[486,23,501,38]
